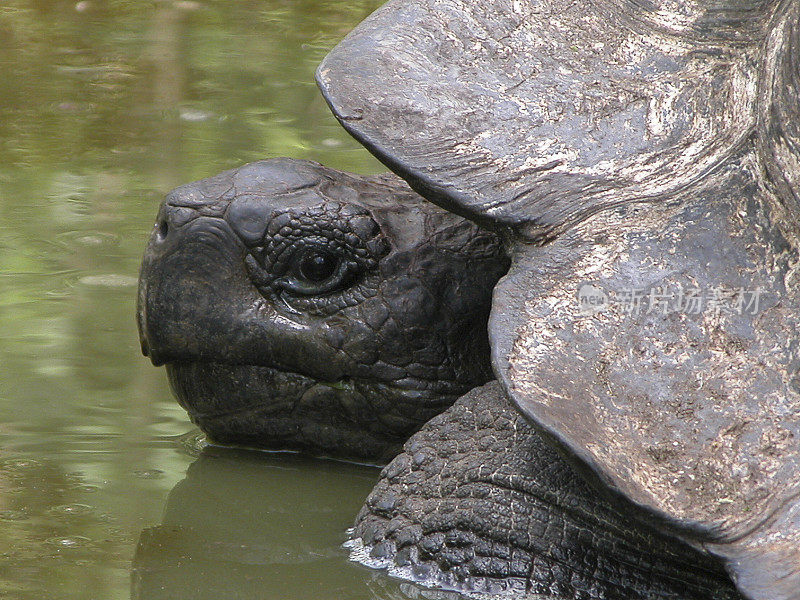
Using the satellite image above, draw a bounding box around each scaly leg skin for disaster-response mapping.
[349,382,743,599]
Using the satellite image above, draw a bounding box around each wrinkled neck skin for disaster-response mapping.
[137,159,510,463]
[351,382,744,599]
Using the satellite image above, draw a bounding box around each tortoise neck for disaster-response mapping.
[593,0,783,44]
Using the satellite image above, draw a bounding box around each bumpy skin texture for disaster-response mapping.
[353,382,743,599]
[137,159,509,461]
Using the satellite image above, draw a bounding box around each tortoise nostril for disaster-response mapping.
[157,218,169,241]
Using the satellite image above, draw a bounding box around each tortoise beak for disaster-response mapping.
[136,281,151,358]
[136,190,249,368]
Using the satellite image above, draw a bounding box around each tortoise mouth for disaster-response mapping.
[162,360,456,462]
[165,360,330,420]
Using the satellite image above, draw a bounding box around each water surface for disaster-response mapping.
[0,2,453,598]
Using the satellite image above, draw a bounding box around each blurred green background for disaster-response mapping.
[0,2,447,599]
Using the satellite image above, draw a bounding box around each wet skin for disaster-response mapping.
[137,158,509,462]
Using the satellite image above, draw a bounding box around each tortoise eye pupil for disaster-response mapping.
[299,251,338,282]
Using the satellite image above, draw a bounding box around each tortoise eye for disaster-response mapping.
[271,246,354,296]
[298,250,339,283]
[249,204,389,300]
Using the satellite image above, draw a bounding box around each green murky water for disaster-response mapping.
[0,2,445,598]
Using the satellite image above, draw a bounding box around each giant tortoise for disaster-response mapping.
[137,0,800,598]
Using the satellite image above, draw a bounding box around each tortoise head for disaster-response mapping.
[137,158,509,461]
